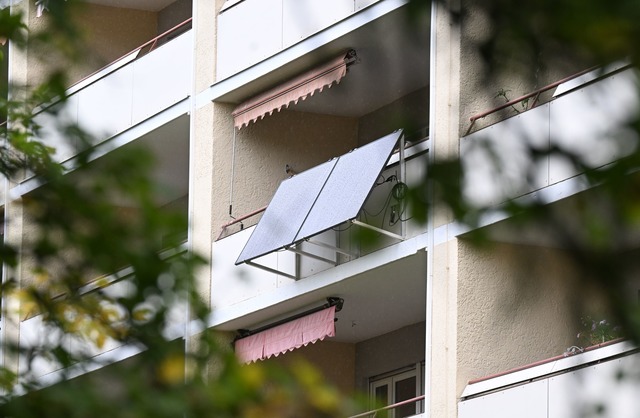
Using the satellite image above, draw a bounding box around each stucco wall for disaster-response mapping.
[158,0,192,34]
[456,239,591,391]
[354,322,425,392]
[27,2,157,87]
[267,341,356,394]
[212,109,359,234]
[358,87,429,146]
[459,1,590,135]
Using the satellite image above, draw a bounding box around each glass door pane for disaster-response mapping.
[374,383,390,418]
[394,376,417,417]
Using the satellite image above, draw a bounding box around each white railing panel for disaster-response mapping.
[19,315,65,379]
[216,0,283,80]
[356,0,381,10]
[131,30,192,123]
[34,95,80,162]
[33,30,192,164]
[548,354,640,418]
[77,63,134,145]
[459,379,548,418]
[461,104,550,208]
[460,345,640,418]
[549,68,640,185]
[216,0,382,79]
[298,229,338,278]
[282,0,354,47]
[462,68,640,206]
[212,226,297,309]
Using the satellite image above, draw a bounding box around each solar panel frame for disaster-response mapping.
[235,129,402,265]
[293,130,402,242]
[235,158,337,265]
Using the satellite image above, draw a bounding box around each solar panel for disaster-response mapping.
[294,130,401,241]
[235,158,337,264]
[236,129,402,265]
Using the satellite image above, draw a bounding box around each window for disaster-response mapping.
[369,364,423,418]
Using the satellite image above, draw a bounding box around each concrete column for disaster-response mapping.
[1,0,32,378]
[429,239,459,417]
[427,0,462,416]
[189,0,222,307]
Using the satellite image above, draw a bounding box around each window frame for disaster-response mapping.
[369,363,424,418]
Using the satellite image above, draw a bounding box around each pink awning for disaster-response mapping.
[232,52,353,129]
[235,305,336,364]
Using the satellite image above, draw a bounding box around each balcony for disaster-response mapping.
[33,20,193,164]
[459,340,640,418]
[212,136,428,298]
[216,0,383,80]
[212,231,427,413]
[210,144,428,414]
[17,246,189,388]
[461,65,640,208]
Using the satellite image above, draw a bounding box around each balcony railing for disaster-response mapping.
[34,19,193,163]
[216,0,380,80]
[348,395,425,418]
[461,64,639,207]
[459,341,640,418]
[464,65,598,136]
[211,142,429,313]
[18,243,189,383]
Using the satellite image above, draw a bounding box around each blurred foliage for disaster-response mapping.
[5,0,640,416]
[0,1,361,417]
[576,316,624,347]
[403,0,640,348]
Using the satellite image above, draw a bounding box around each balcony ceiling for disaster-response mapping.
[219,4,430,119]
[330,251,427,343]
[293,6,430,118]
[73,115,190,208]
[216,250,427,344]
[85,0,176,11]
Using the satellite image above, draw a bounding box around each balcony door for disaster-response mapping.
[370,366,421,418]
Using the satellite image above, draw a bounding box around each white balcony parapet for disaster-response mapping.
[459,340,640,418]
[17,244,189,390]
[216,0,382,81]
[33,20,193,163]
[461,66,640,208]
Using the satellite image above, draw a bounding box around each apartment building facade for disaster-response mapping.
[3,0,640,417]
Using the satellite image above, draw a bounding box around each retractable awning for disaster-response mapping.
[232,50,356,129]
[235,305,337,364]
[236,129,403,267]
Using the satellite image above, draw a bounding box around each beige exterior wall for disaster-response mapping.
[267,341,356,394]
[357,87,429,146]
[428,237,592,417]
[26,2,157,87]
[355,322,426,392]
[193,102,219,305]
[73,4,157,78]
[456,240,586,387]
[214,109,358,235]
[158,0,192,34]
[459,1,592,135]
